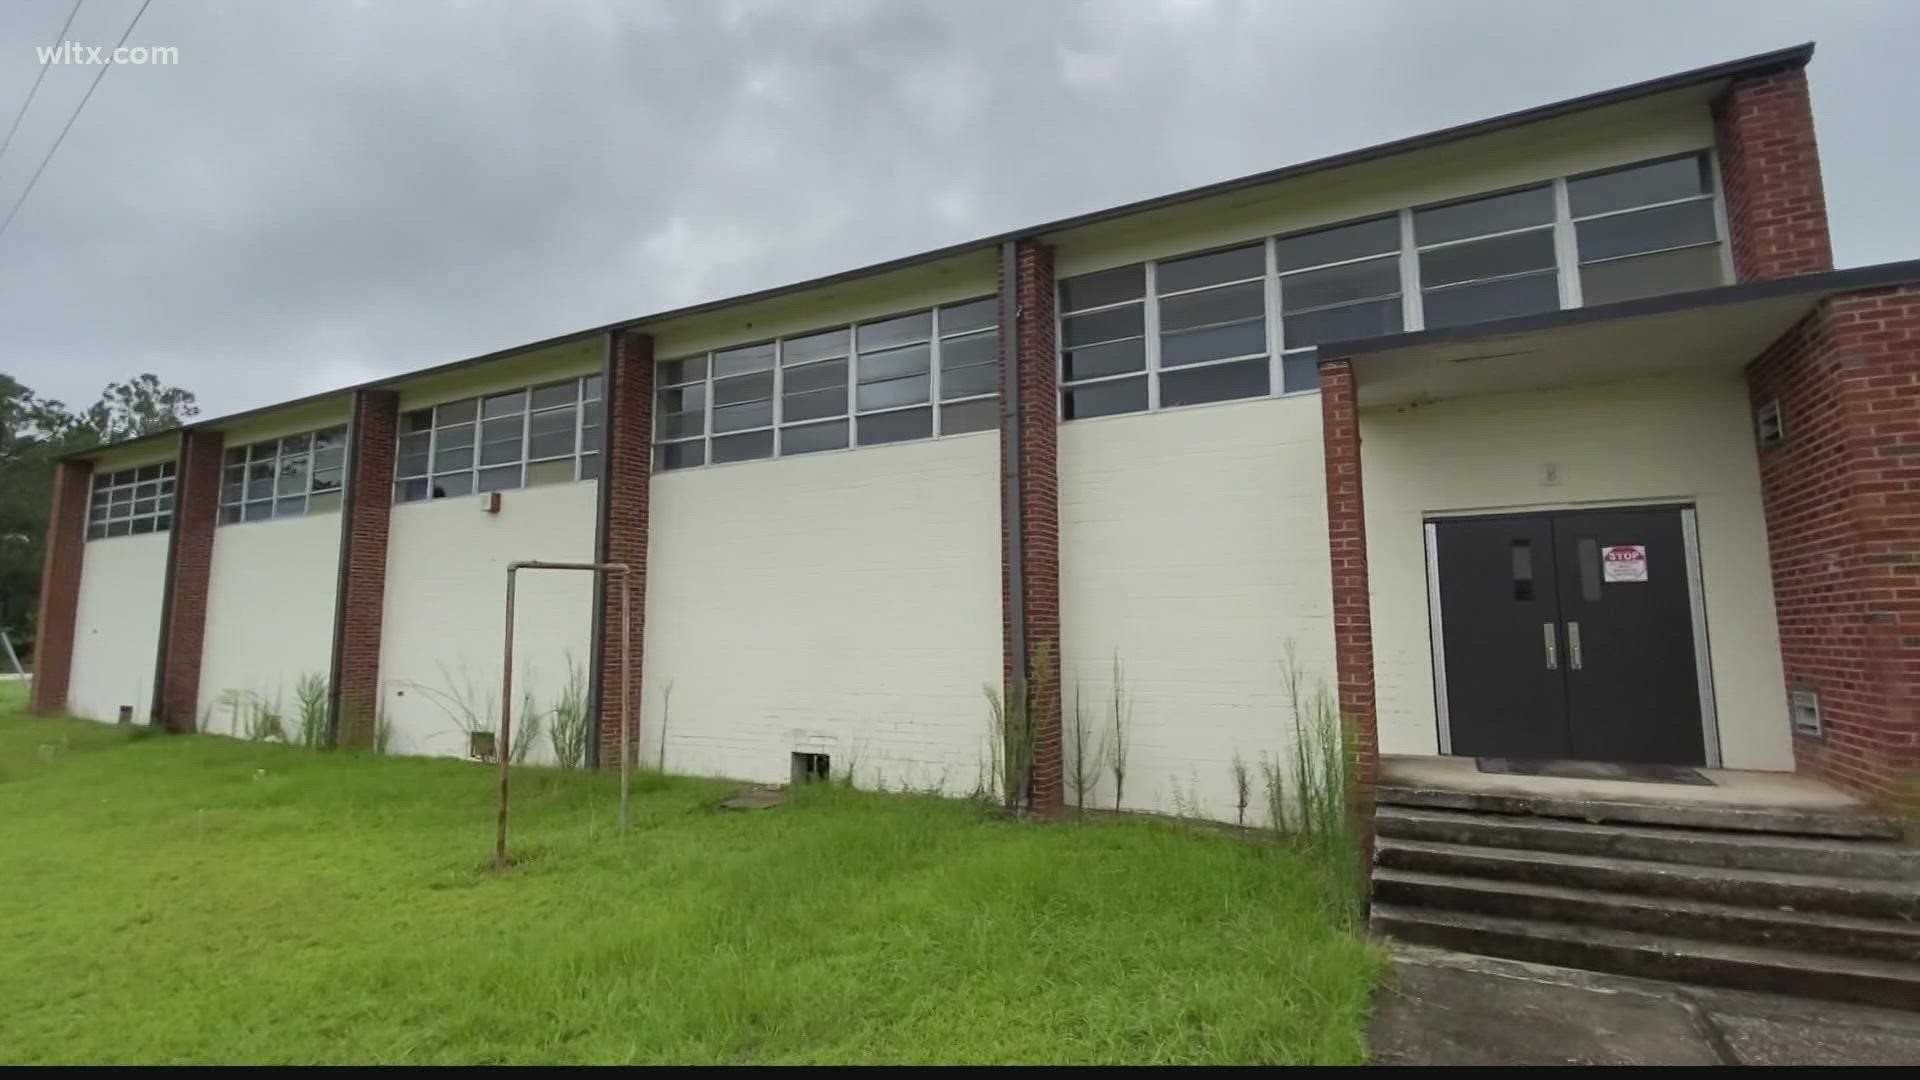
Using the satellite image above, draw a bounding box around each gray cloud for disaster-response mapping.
[0,0,1914,416]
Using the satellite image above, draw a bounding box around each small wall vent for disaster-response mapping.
[1789,687,1822,738]
[1756,399,1786,449]
[791,752,830,785]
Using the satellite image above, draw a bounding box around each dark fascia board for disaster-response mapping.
[1319,257,1920,362]
[64,42,1814,462]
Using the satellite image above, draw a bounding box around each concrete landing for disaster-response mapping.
[1371,945,1920,1066]
[1381,755,1865,813]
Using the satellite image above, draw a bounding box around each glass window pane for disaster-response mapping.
[1415,185,1554,245]
[308,490,343,514]
[1281,255,1400,312]
[654,442,704,471]
[577,453,600,479]
[783,328,850,364]
[1158,280,1265,333]
[940,298,996,335]
[783,357,847,394]
[476,464,520,493]
[658,356,706,385]
[1282,297,1404,349]
[242,501,273,523]
[401,408,433,433]
[940,331,996,373]
[784,387,847,423]
[224,447,246,467]
[942,362,998,400]
[857,312,932,352]
[857,374,930,412]
[1274,215,1399,273]
[531,382,577,411]
[1062,377,1148,420]
[482,414,524,445]
[274,496,306,519]
[133,498,155,516]
[712,430,774,464]
[581,375,603,401]
[1161,320,1267,369]
[106,518,132,537]
[132,516,160,535]
[481,391,525,419]
[1575,199,1718,263]
[528,430,575,461]
[313,426,346,452]
[1061,306,1144,348]
[529,406,575,442]
[433,444,475,472]
[940,398,998,435]
[435,399,477,426]
[657,411,703,441]
[478,439,520,468]
[312,464,343,492]
[1160,358,1269,408]
[432,472,474,499]
[281,433,312,455]
[1060,264,1144,312]
[857,343,929,384]
[713,399,773,433]
[1157,244,1264,294]
[713,341,775,378]
[313,447,345,474]
[582,401,602,430]
[276,455,309,496]
[246,461,275,501]
[397,431,431,478]
[1421,273,1560,329]
[136,465,161,482]
[1282,352,1322,392]
[435,423,474,451]
[781,420,850,455]
[525,458,575,487]
[395,478,429,503]
[656,383,705,416]
[248,442,277,465]
[857,407,932,446]
[219,504,241,525]
[712,371,773,407]
[1420,229,1556,288]
[1579,244,1726,306]
[221,467,244,503]
[1062,338,1146,383]
[1569,154,1710,218]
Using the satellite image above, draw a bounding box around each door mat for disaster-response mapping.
[1475,757,1713,786]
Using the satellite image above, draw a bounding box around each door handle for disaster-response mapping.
[1542,622,1558,670]
[1567,621,1583,671]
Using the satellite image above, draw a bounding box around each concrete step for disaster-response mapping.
[1376,784,1901,840]
[1374,868,1920,964]
[1376,838,1920,921]
[1371,904,1920,1012]
[1377,805,1920,880]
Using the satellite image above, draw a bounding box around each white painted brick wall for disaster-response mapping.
[196,513,341,734]
[66,532,170,723]
[642,432,1002,792]
[380,482,597,763]
[1059,394,1338,823]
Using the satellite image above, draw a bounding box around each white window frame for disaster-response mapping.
[393,373,602,504]
[652,296,999,472]
[219,425,349,525]
[85,462,176,540]
[1056,149,1731,421]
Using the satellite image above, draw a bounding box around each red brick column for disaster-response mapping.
[1747,286,1920,807]
[1319,359,1379,843]
[594,329,653,769]
[330,389,398,748]
[1001,239,1063,815]
[28,459,93,716]
[1713,63,1833,282]
[154,429,224,731]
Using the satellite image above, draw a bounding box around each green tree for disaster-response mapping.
[0,373,198,657]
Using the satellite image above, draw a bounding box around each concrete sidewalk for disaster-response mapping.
[1370,945,1920,1066]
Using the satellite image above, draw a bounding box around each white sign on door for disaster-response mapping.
[1602,544,1648,583]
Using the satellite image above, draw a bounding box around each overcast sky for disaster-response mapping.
[0,0,1915,418]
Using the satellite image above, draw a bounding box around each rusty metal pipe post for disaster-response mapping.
[619,569,632,832]
[496,565,518,872]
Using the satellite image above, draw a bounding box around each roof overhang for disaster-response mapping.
[1321,259,1920,408]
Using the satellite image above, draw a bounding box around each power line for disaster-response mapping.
[0,0,87,171]
[0,0,153,249]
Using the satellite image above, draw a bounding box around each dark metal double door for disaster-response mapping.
[1433,506,1706,766]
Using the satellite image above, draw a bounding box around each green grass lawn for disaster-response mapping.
[0,686,1376,1064]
